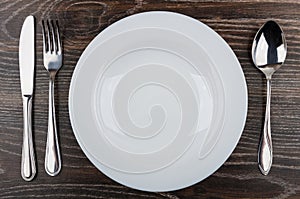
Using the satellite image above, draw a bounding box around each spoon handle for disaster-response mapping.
[258,78,273,175]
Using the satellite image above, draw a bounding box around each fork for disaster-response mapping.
[42,20,62,176]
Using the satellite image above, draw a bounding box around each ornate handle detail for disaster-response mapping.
[21,95,36,181]
[45,77,61,176]
[258,79,273,175]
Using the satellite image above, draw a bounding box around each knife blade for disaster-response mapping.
[19,15,36,181]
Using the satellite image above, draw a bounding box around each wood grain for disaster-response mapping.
[0,0,300,198]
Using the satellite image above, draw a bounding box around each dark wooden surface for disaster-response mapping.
[1,0,300,198]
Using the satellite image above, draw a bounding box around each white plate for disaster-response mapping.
[69,11,247,192]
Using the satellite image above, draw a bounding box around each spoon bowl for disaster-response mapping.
[251,20,287,175]
[252,21,287,78]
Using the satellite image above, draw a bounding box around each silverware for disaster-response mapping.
[19,15,36,181]
[251,21,287,175]
[42,20,62,176]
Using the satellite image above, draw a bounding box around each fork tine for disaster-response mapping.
[41,20,47,53]
[55,21,62,54]
[50,20,57,53]
[46,20,52,52]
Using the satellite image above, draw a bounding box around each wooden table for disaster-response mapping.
[1,0,299,198]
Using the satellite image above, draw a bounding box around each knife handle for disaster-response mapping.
[21,95,36,181]
[45,77,61,176]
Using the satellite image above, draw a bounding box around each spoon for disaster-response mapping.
[252,21,287,175]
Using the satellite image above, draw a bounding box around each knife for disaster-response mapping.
[19,15,36,181]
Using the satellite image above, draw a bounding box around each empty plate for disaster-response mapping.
[69,11,247,192]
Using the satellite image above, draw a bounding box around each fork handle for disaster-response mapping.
[21,95,36,181]
[45,77,61,176]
